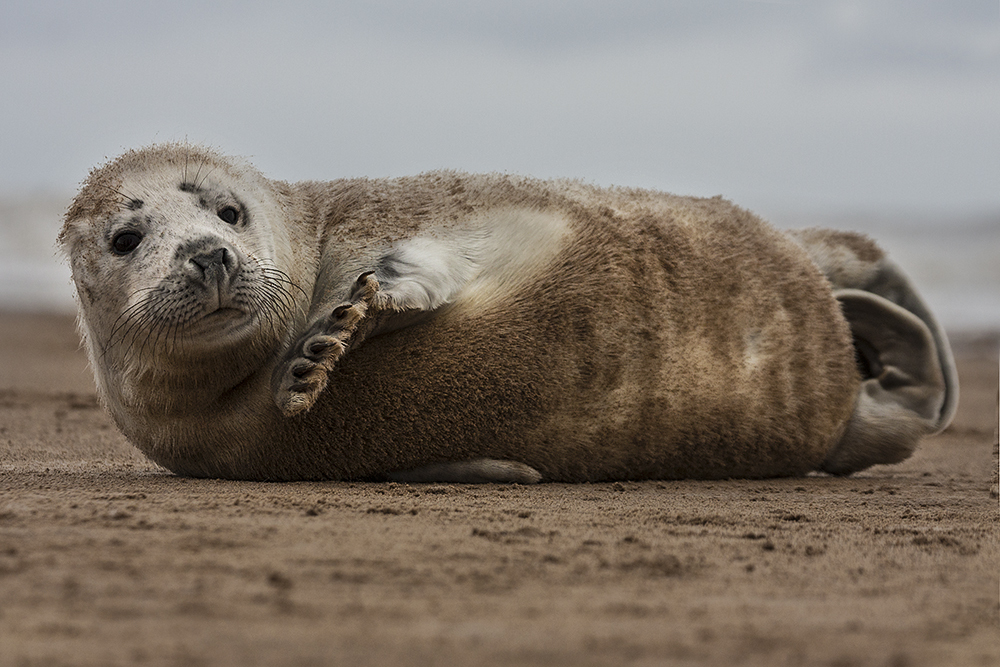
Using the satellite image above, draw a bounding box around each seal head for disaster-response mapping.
[59,145,307,460]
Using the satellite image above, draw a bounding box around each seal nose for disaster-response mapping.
[191,247,233,277]
[177,237,241,289]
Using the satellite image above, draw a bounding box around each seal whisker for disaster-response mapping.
[105,287,160,340]
[246,275,294,340]
[190,157,205,190]
[130,302,162,366]
[194,159,218,191]
[244,288,282,346]
[91,182,142,212]
[256,257,308,302]
[103,291,163,362]
[257,274,298,316]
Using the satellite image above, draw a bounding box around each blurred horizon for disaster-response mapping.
[2,1,997,328]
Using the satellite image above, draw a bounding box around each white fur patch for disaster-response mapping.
[377,236,479,311]
[378,208,571,314]
[456,209,570,312]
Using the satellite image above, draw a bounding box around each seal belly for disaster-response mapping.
[254,201,859,482]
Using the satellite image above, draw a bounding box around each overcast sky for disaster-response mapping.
[1,0,997,214]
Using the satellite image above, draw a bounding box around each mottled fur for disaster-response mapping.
[58,144,951,482]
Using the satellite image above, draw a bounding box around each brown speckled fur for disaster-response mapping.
[60,144,863,481]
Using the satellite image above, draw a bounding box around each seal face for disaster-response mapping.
[59,144,957,482]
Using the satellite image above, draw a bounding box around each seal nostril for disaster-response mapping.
[190,247,235,277]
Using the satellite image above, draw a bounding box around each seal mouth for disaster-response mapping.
[166,306,263,354]
[205,306,244,318]
[180,305,253,338]
[198,306,253,332]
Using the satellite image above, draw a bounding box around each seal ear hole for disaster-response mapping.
[217,206,240,225]
[852,334,883,380]
[112,231,143,255]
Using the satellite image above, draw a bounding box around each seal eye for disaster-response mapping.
[218,206,240,225]
[112,231,142,255]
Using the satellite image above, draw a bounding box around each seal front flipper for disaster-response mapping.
[272,232,478,417]
[273,271,383,417]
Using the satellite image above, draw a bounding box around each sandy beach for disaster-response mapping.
[1,311,997,667]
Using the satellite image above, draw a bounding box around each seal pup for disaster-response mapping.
[58,144,957,482]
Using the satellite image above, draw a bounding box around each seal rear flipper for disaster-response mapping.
[387,459,543,484]
[787,228,958,432]
[850,258,959,433]
[821,289,950,475]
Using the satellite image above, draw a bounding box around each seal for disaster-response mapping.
[58,143,957,482]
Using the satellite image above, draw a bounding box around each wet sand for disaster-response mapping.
[1,312,997,667]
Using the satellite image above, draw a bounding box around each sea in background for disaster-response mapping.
[1,194,997,332]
